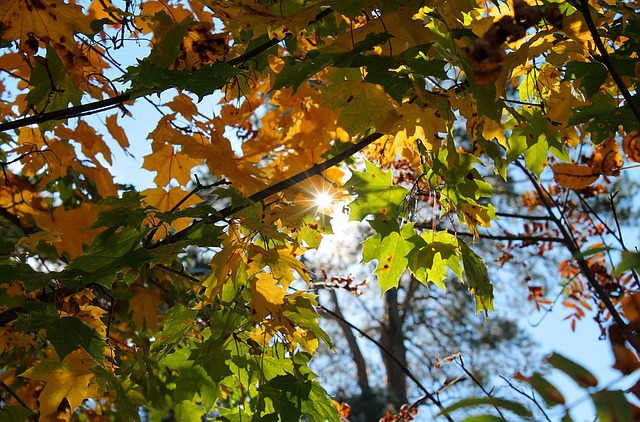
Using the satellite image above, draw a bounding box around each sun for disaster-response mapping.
[314,192,334,210]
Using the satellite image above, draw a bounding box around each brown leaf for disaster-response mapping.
[592,137,623,176]
[551,163,599,189]
[623,130,640,163]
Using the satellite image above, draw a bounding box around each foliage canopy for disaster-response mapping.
[1,0,640,420]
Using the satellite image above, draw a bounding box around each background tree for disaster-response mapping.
[1,0,640,421]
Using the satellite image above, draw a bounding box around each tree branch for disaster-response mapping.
[149,132,384,248]
[318,303,454,422]
[577,0,640,124]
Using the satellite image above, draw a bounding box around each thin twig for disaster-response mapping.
[577,0,640,124]
[149,132,385,248]
[498,375,552,422]
[455,356,506,420]
[0,379,33,412]
[318,304,454,422]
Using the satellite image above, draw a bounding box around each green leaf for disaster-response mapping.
[362,223,416,291]
[25,46,83,131]
[398,44,449,79]
[616,251,640,275]
[126,61,242,100]
[147,12,191,68]
[592,390,634,422]
[0,406,34,421]
[347,160,409,228]
[152,304,198,351]
[283,294,332,348]
[321,68,398,135]
[46,317,105,362]
[547,352,598,388]
[515,372,566,407]
[459,240,494,314]
[437,397,533,418]
[409,230,461,290]
[564,61,609,97]
[460,416,508,422]
[273,32,393,91]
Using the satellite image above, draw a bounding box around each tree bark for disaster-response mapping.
[379,288,408,409]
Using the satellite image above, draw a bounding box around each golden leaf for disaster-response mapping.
[56,121,113,166]
[20,349,96,417]
[129,287,162,329]
[250,273,285,321]
[142,144,201,187]
[105,114,129,150]
[623,130,640,163]
[172,24,229,71]
[33,204,103,259]
[592,137,622,176]
[551,163,599,189]
[0,0,91,80]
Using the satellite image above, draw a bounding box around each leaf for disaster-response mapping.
[437,397,533,418]
[125,60,242,100]
[551,163,599,190]
[547,352,598,388]
[459,240,494,314]
[33,204,103,259]
[20,350,96,417]
[591,390,634,422]
[129,286,162,329]
[105,114,130,150]
[347,160,409,231]
[46,316,105,362]
[514,372,566,406]
[321,68,398,135]
[24,46,83,130]
[362,223,416,291]
[592,137,623,177]
[143,144,202,186]
[623,130,640,162]
[0,0,91,78]
[250,272,286,321]
[0,406,34,421]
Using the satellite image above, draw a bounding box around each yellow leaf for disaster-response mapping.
[592,137,622,177]
[250,273,285,321]
[129,287,162,329]
[143,144,201,187]
[551,163,599,189]
[56,121,113,166]
[460,203,494,237]
[0,0,91,83]
[142,186,203,212]
[166,93,198,120]
[33,204,103,259]
[105,114,129,150]
[20,350,96,417]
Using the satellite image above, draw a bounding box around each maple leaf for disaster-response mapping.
[129,286,162,329]
[592,137,623,177]
[552,163,599,190]
[105,114,130,150]
[33,204,103,259]
[347,160,409,232]
[362,224,417,291]
[250,272,286,321]
[20,349,96,417]
[0,0,92,82]
[143,144,202,187]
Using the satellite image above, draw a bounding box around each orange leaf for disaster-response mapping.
[33,204,103,259]
[592,137,623,176]
[623,130,640,163]
[142,145,201,187]
[19,350,96,417]
[105,114,129,150]
[0,0,91,82]
[551,163,599,189]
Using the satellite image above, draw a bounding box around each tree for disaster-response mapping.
[1,0,640,420]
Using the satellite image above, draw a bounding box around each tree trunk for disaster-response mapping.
[379,288,408,409]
